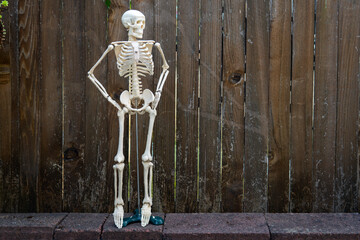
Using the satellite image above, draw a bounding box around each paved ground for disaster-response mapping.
[0,212,359,239]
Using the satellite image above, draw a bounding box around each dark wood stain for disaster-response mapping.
[221,0,245,213]
[268,0,291,213]
[313,0,338,212]
[62,0,86,212]
[38,0,62,212]
[176,0,199,213]
[244,0,270,212]
[335,0,360,213]
[290,0,315,213]
[198,0,222,213]
[152,0,176,213]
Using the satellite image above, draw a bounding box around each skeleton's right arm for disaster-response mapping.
[88,44,121,111]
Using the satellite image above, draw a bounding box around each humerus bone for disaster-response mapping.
[87,9,169,228]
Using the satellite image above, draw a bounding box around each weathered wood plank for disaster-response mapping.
[37,0,62,212]
[84,0,109,212]
[268,0,291,213]
[176,0,199,213]
[62,0,86,212]
[18,0,41,212]
[221,0,245,213]
[244,0,270,212]
[152,0,176,213]
[129,0,154,212]
[198,0,222,213]
[0,5,11,212]
[335,0,360,213]
[8,0,20,213]
[313,0,338,212]
[290,0,315,213]
[107,0,129,213]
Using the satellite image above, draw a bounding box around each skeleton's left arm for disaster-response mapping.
[152,42,169,109]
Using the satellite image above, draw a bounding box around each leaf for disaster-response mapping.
[105,0,111,9]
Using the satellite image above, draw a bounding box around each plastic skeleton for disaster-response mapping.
[87,10,169,228]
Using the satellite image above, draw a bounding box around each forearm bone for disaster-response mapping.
[88,44,121,111]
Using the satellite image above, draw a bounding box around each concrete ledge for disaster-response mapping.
[0,213,359,240]
[0,213,67,240]
[266,213,360,240]
[54,213,108,240]
[163,213,269,240]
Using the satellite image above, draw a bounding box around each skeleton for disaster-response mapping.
[87,10,169,228]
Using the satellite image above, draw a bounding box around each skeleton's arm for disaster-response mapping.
[152,42,169,109]
[88,44,122,111]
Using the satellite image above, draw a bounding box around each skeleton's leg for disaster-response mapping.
[141,106,157,227]
[113,108,128,228]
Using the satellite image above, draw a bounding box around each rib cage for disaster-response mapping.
[116,42,154,96]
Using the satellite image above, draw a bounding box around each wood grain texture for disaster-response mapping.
[129,0,155,212]
[107,0,129,213]
[18,0,41,212]
[221,0,245,213]
[198,0,222,213]
[8,0,20,213]
[38,0,62,212]
[62,0,86,212]
[290,0,315,213]
[268,0,291,213]
[152,0,176,213]
[335,0,360,213]
[244,0,270,213]
[313,0,338,212]
[176,0,199,213]
[0,6,11,212]
[84,0,109,212]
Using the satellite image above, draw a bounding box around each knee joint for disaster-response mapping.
[113,162,125,171]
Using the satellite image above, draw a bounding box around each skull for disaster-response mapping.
[121,10,145,40]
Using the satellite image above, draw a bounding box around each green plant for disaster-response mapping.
[0,0,9,47]
[104,0,110,9]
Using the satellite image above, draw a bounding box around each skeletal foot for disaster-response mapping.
[141,203,151,227]
[114,205,124,228]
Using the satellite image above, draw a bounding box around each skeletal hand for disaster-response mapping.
[114,205,124,228]
[141,203,152,227]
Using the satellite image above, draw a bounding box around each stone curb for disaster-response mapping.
[0,213,359,240]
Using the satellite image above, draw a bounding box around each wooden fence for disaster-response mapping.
[0,0,359,214]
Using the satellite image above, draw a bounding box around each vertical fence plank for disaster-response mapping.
[244,0,270,212]
[18,0,41,212]
[313,0,338,212]
[129,0,154,212]
[221,0,245,212]
[62,0,86,212]
[176,0,199,213]
[38,0,62,212]
[268,0,291,213]
[152,0,176,213]
[9,0,20,213]
[84,0,109,212]
[107,0,129,213]
[0,6,11,212]
[198,0,222,213]
[335,0,360,213]
[290,0,315,213]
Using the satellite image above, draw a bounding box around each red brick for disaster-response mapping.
[102,212,164,240]
[163,213,270,240]
[54,213,108,240]
[0,213,67,240]
[266,213,360,240]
